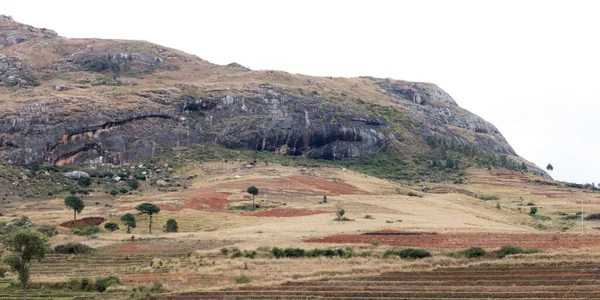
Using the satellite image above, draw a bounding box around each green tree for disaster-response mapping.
[546,163,553,171]
[64,196,84,222]
[529,206,537,215]
[135,203,161,233]
[3,230,49,300]
[337,209,345,221]
[104,222,119,232]
[164,219,178,233]
[110,189,118,196]
[77,177,91,187]
[247,186,259,208]
[120,213,136,234]
[119,187,128,194]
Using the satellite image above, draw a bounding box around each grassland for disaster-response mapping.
[0,154,599,299]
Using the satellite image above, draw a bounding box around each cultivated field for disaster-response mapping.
[1,162,599,299]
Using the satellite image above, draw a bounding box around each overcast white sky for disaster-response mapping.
[3,0,599,183]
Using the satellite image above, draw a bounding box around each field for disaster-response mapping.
[1,161,600,299]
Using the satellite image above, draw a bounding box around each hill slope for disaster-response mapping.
[0,15,547,178]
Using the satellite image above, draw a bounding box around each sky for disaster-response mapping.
[3,0,599,183]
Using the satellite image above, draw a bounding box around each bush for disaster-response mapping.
[399,248,431,259]
[104,222,120,232]
[283,248,305,257]
[364,215,374,219]
[150,280,166,293]
[529,206,538,215]
[496,245,523,258]
[71,225,100,236]
[164,219,178,233]
[384,248,431,259]
[479,195,498,201]
[95,276,120,292]
[234,275,250,284]
[527,202,536,206]
[462,247,486,258]
[271,247,283,258]
[37,225,58,237]
[585,213,600,220]
[306,248,353,258]
[407,192,420,197]
[110,189,118,196]
[77,177,92,187]
[230,247,242,258]
[55,242,93,254]
[119,187,129,194]
[127,179,140,190]
[243,250,257,259]
[220,247,229,256]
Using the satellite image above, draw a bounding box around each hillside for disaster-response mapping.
[7,16,600,300]
[0,15,547,181]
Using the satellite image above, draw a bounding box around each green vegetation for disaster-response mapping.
[234,275,250,284]
[135,203,161,233]
[77,177,92,187]
[104,222,120,232]
[478,195,499,201]
[247,186,259,208]
[36,225,58,237]
[2,229,49,299]
[54,243,93,254]
[120,213,136,233]
[271,247,354,259]
[164,219,178,233]
[127,179,140,190]
[462,247,486,258]
[384,248,431,259]
[529,206,538,215]
[64,195,85,222]
[496,245,541,258]
[94,275,120,292]
[71,225,100,236]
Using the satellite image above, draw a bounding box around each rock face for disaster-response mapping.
[0,17,548,177]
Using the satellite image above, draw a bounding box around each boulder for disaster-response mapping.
[156,179,168,186]
[63,171,90,179]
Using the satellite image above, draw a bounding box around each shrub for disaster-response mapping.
[399,248,431,259]
[283,248,305,258]
[271,247,283,258]
[110,189,118,196]
[364,215,374,219]
[37,225,58,237]
[243,250,257,259]
[496,245,523,258]
[527,202,535,206]
[479,195,498,201]
[119,187,129,194]
[407,192,420,197]
[220,247,229,256]
[95,275,120,292]
[150,280,166,293]
[462,247,486,258]
[104,222,120,232]
[164,219,178,233]
[585,213,600,220]
[230,247,242,258]
[127,179,140,190]
[529,206,538,215]
[71,225,100,236]
[77,177,92,187]
[55,242,93,254]
[234,275,250,284]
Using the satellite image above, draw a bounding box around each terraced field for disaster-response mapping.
[150,261,600,299]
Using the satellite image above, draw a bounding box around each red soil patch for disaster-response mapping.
[216,176,365,196]
[59,217,105,228]
[304,231,600,249]
[145,189,234,212]
[245,209,330,217]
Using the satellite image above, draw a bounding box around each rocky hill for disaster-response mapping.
[0,15,548,178]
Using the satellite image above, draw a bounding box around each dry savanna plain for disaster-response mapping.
[2,161,600,299]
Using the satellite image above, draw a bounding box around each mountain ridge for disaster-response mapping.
[0,15,549,179]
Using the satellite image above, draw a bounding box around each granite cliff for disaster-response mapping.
[0,16,548,177]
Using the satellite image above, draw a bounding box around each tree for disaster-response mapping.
[247,186,259,208]
[64,196,84,222]
[77,177,91,187]
[529,206,537,215]
[3,230,49,300]
[120,213,136,234]
[135,203,161,233]
[104,222,120,232]
[110,189,118,196]
[336,209,345,221]
[164,219,178,233]
[546,163,553,171]
[119,187,128,194]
